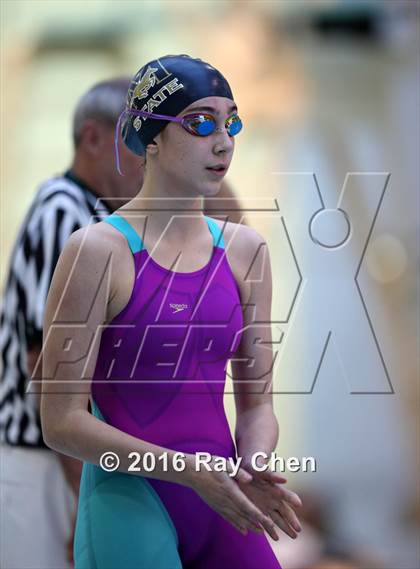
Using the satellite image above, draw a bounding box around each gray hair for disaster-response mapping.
[72,77,130,147]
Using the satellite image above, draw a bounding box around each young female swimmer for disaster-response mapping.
[41,55,302,568]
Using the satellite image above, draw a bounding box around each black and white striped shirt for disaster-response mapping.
[0,172,111,447]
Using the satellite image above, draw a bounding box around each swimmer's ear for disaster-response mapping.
[146,140,158,155]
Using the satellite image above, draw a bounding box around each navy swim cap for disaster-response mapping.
[122,54,234,156]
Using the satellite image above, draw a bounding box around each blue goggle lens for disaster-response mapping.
[196,120,215,135]
[183,113,243,137]
[226,115,242,136]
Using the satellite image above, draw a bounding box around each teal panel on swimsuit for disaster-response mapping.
[73,402,181,569]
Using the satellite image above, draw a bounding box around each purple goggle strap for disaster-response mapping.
[114,109,184,176]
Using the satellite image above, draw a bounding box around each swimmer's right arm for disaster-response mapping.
[41,226,276,537]
[41,225,192,484]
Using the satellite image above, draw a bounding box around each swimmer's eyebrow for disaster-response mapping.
[183,105,238,115]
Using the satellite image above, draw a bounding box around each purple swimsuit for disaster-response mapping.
[74,213,282,568]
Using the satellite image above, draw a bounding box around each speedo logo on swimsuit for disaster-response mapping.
[130,60,184,132]
[169,303,189,314]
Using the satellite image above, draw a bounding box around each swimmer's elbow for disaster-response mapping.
[41,418,80,457]
[42,425,63,452]
[40,403,75,453]
[41,412,65,451]
[42,431,61,452]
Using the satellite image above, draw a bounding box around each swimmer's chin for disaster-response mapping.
[199,181,225,198]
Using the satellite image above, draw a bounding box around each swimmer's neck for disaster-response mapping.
[116,190,206,244]
[123,169,212,234]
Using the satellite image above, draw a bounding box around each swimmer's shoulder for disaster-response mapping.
[57,220,133,278]
[207,218,269,291]
[65,220,129,254]
[208,217,267,259]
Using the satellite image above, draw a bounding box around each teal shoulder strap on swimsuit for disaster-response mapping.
[104,213,144,254]
[106,213,222,253]
[204,216,225,249]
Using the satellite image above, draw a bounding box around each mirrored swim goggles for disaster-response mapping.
[115,108,243,175]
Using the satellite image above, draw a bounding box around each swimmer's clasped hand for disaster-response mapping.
[239,454,303,540]
[185,454,281,540]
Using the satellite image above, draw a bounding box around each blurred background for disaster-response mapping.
[1,1,419,568]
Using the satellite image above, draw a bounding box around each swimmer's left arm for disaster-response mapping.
[230,227,303,538]
[230,226,279,474]
[234,405,280,478]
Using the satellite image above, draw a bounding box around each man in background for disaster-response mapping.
[0,77,245,568]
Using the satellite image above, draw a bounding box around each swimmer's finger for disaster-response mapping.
[251,512,279,541]
[230,518,248,536]
[222,505,253,535]
[226,507,265,536]
[213,477,259,533]
[238,499,279,541]
[264,484,302,511]
[277,487,303,509]
[227,480,279,540]
[269,509,299,540]
[220,474,279,539]
[277,500,302,533]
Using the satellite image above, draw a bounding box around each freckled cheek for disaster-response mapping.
[177,149,206,178]
[175,150,190,175]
